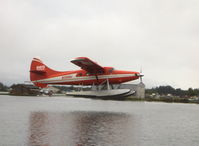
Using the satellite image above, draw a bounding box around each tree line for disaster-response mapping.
[1,82,199,97]
[146,85,199,97]
[0,82,9,91]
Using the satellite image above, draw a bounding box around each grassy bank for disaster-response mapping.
[126,96,199,104]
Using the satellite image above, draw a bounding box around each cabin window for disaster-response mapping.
[78,73,82,76]
[86,72,90,76]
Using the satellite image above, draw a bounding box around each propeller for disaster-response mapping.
[139,67,144,83]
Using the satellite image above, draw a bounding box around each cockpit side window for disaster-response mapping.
[108,68,114,73]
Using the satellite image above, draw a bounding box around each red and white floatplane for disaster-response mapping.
[30,57,143,98]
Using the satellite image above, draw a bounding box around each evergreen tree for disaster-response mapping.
[0,82,8,91]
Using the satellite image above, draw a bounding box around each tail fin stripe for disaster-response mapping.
[33,58,43,63]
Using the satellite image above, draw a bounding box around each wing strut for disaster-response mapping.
[95,74,99,83]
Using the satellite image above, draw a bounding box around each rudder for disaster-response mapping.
[30,58,60,88]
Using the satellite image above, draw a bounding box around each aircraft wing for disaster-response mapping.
[71,57,105,74]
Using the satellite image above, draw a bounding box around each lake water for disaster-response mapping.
[0,95,199,146]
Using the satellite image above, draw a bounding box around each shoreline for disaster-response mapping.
[126,96,199,104]
[0,93,199,104]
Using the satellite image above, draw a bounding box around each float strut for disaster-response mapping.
[107,79,110,90]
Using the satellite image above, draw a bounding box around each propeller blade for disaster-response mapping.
[139,68,144,82]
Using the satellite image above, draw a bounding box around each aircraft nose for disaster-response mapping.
[139,73,144,77]
[134,72,144,77]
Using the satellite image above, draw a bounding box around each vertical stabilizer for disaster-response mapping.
[30,58,60,88]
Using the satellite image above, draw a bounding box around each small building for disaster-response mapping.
[10,84,40,96]
[120,82,145,99]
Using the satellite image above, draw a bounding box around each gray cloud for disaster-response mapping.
[0,0,199,89]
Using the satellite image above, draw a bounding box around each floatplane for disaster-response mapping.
[30,57,143,98]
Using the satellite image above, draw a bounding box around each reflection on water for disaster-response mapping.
[28,111,138,146]
[28,112,50,146]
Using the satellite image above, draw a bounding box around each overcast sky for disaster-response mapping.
[0,0,199,89]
